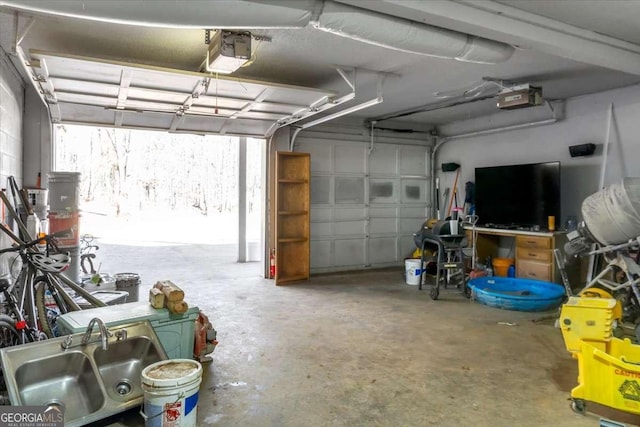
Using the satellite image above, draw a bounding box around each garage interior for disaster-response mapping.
[0,1,640,426]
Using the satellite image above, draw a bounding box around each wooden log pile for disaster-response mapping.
[149,280,189,314]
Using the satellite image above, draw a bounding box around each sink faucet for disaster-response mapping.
[61,335,73,350]
[81,318,113,350]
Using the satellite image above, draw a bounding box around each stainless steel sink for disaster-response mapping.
[93,336,163,402]
[0,320,167,427]
[13,351,104,421]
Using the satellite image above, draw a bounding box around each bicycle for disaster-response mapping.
[0,193,107,344]
[80,234,100,276]
[0,226,108,341]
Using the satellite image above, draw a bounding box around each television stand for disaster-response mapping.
[464,226,568,284]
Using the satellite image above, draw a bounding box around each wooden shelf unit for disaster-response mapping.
[465,226,566,283]
[275,152,310,285]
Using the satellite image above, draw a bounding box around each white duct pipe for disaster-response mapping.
[0,0,318,28]
[313,1,514,64]
[2,0,514,64]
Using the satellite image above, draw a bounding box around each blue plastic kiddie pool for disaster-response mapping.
[467,276,566,311]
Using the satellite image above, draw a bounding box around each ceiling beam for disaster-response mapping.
[336,0,640,76]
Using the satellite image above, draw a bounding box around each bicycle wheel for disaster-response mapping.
[0,314,20,348]
[34,277,67,338]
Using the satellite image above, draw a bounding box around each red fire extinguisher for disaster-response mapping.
[269,249,276,279]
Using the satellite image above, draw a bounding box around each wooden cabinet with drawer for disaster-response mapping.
[515,235,555,282]
[464,227,568,285]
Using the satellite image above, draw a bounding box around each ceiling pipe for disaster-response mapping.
[312,1,514,64]
[289,72,384,151]
[2,0,514,64]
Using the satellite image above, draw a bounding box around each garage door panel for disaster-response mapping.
[335,177,365,204]
[370,207,397,218]
[43,55,121,83]
[369,237,397,264]
[399,206,427,218]
[400,218,424,233]
[310,207,332,222]
[334,239,365,266]
[370,146,398,175]
[58,103,116,124]
[56,93,118,108]
[334,208,365,221]
[52,78,120,97]
[335,220,365,236]
[310,176,332,205]
[370,217,397,234]
[297,142,332,173]
[400,147,428,176]
[122,111,175,128]
[335,145,365,173]
[401,179,427,204]
[370,179,396,204]
[310,222,332,238]
[311,241,332,268]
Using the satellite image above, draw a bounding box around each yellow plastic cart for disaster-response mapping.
[559,296,640,414]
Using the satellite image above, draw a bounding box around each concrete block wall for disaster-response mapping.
[0,48,24,249]
[0,49,24,189]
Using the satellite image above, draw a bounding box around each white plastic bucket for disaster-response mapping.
[405,258,423,285]
[247,241,260,261]
[48,171,81,212]
[141,359,203,427]
[27,188,49,211]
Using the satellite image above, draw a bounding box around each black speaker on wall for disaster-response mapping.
[569,143,596,158]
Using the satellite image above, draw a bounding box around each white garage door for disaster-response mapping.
[296,134,431,273]
[25,50,336,138]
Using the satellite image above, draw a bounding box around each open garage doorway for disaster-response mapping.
[54,125,265,285]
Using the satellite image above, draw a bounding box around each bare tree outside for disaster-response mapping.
[54,125,263,245]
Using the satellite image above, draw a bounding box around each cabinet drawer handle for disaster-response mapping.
[530,273,537,277]
[526,240,536,245]
[529,253,537,257]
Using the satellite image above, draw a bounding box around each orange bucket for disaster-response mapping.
[48,212,80,248]
[492,257,515,277]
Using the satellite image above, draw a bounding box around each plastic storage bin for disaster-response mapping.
[72,290,129,309]
[57,301,198,359]
[492,257,514,277]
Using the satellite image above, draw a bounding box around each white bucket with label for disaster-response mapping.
[141,359,203,427]
[404,258,423,285]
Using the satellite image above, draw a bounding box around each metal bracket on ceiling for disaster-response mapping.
[27,55,62,122]
[288,72,386,150]
[265,66,360,136]
[336,67,356,92]
[12,13,36,55]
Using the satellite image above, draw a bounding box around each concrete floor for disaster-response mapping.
[88,242,640,427]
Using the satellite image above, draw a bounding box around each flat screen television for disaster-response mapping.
[474,161,560,229]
